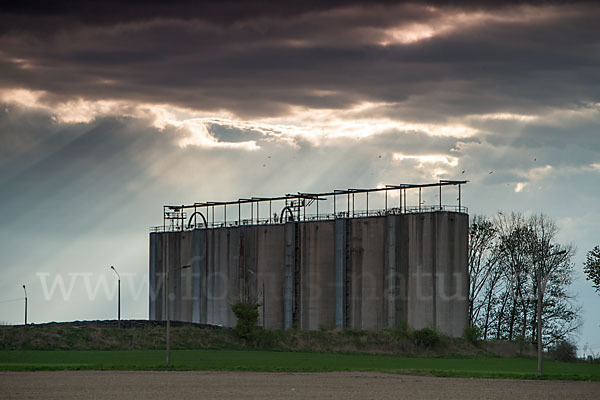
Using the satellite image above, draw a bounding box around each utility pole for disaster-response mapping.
[166,264,191,367]
[22,285,27,325]
[111,266,121,328]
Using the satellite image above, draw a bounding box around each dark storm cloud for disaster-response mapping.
[0,1,599,119]
[0,1,563,32]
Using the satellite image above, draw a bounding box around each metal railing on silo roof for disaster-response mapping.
[149,180,468,233]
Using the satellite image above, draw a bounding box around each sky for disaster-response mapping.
[0,0,599,353]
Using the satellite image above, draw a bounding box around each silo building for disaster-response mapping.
[149,181,468,336]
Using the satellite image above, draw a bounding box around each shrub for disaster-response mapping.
[412,327,442,348]
[394,319,412,338]
[231,302,260,343]
[551,340,577,362]
[463,325,482,345]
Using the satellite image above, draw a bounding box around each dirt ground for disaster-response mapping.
[1,371,599,399]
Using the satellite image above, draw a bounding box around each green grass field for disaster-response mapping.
[1,349,599,380]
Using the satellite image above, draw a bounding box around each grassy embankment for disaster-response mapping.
[1,322,598,380]
[0,323,476,355]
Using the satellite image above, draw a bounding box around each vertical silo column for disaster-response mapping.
[192,229,207,324]
[386,215,397,327]
[335,219,346,329]
[284,222,295,329]
[149,233,157,320]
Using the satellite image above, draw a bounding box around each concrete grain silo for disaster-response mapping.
[149,181,469,337]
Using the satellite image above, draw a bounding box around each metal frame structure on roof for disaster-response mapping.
[152,180,468,233]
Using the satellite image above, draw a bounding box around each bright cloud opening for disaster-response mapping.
[0,89,479,151]
[393,153,459,167]
[468,112,538,122]
[378,5,565,46]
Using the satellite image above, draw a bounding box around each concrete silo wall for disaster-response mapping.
[299,221,336,330]
[403,212,469,336]
[347,217,387,330]
[149,211,468,337]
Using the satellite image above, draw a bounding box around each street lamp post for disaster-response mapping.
[110,266,121,329]
[166,264,191,367]
[537,249,567,377]
[22,285,27,325]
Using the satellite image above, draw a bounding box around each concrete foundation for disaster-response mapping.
[149,211,468,337]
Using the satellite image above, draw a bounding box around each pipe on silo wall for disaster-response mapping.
[149,233,157,320]
[191,229,206,324]
[283,222,295,330]
[385,215,397,327]
[179,232,194,322]
[335,219,346,329]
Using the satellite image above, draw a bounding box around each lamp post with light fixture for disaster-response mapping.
[22,285,27,325]
[110,266,121,328]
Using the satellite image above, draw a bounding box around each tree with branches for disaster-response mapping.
[468,215,498,326]
[468,212,580,351]
[584,245,600,293]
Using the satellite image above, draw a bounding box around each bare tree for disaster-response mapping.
[479,263,504,340]
[528,214,579,375]
[468,212,580,349]
[494,212,532,341]
[468,215,498,325]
